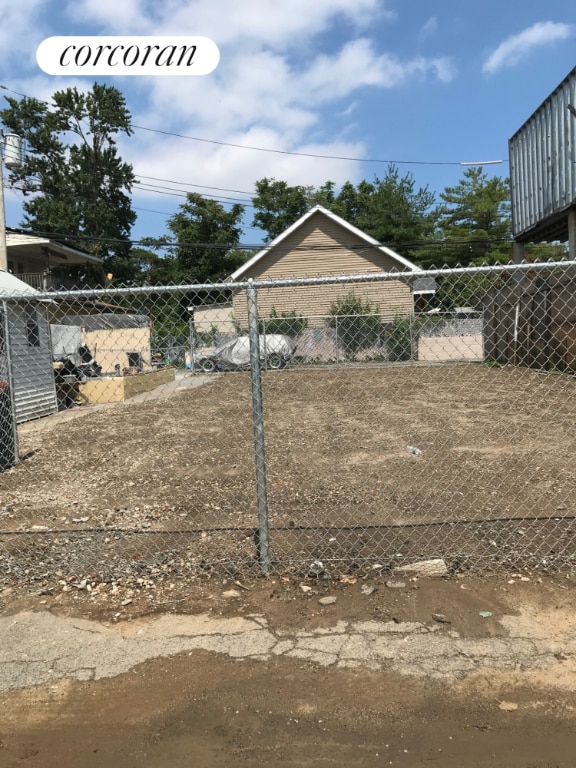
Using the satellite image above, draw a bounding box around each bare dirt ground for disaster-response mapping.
[1,363,576,588]
[2,364,576,766]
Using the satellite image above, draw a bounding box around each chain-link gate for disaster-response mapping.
[1,261,576,588]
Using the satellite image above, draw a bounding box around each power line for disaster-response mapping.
[131,123,503,166]
[136,174,254,196]
[12,224,515,251]
[1,83,507,168]
[4,175,256,210]
[134,207,170,216]
[134,180,254,205]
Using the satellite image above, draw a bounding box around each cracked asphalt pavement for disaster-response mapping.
[1,606,574,692]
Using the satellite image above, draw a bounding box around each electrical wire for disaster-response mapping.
[1,82,507,168]
[134,180,254,205]
[136,174,255,196]
[8,223,514,251]
[131,123,505,166]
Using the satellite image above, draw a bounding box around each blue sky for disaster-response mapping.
[1,0,575,245]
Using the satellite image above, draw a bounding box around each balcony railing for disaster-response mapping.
[13,272,102,291]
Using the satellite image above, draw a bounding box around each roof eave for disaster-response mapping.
[229,205,423,280]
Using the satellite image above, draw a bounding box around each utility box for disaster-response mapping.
[3,133,22,169]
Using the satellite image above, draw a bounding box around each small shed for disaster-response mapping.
[52,313,153,373]
[0,270,58,423]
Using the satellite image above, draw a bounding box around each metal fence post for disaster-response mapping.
[1,300,19,466]
[246,281,271,575]
[335,314,339,365]
[188,312,195,374]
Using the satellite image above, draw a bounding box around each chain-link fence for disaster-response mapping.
[1,261,576,586]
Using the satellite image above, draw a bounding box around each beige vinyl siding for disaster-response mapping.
[194,305,236,334]
[232,210,414,327]
[242,212,409,279]
[233,281,413,328]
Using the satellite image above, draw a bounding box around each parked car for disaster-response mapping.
[195,334,294,373]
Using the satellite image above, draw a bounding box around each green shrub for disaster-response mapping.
[386,315,415,361]
[195,324,219,346]
[326,293,381,358]
[259,307,308,337]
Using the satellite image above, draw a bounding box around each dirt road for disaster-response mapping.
[1,574,576,767]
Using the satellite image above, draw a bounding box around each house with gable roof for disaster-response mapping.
[193,205,434,335]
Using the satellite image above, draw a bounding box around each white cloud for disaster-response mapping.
[418,16,438,42]
[67,0,386,45]
[66,0,152,33]
[129,128,365,226]
[338,101,358,118]
[483,21,574,75]
[0,0,46,66]
[427,57,455,84]
[2,0,456,234]
[305,40,455,97]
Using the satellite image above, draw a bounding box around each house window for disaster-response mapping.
[25,307,40,347]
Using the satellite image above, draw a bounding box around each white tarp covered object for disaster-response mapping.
[197,334,294,370]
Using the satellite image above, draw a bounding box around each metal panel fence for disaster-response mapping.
[1,261,576,588]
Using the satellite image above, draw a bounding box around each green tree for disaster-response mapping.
[165,193,246,282]
[107,247,168,286]
[338,168,437,250]
[251,167,436,254]
[251,178,311,241]
[259,308,308,337]
[0,84,136,278]
[417,168,512,268]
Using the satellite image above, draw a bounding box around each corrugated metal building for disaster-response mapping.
[509,66,576,253]
[0,271,58,423]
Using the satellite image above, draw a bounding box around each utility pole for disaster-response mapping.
[0,132,22,272]
[0,136,7,271]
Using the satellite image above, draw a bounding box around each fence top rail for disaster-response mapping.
[1,260,576,301]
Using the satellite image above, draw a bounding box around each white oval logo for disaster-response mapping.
[37,36,220,76]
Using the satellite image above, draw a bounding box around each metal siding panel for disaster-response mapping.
[532,119,540,228]
[519,134,529,231]
[559,84,567,207]
[571,77,576,203]
[551,97,559,211]
[6,304,58,423]
[509,67,576,238]
[14,389,57,423]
